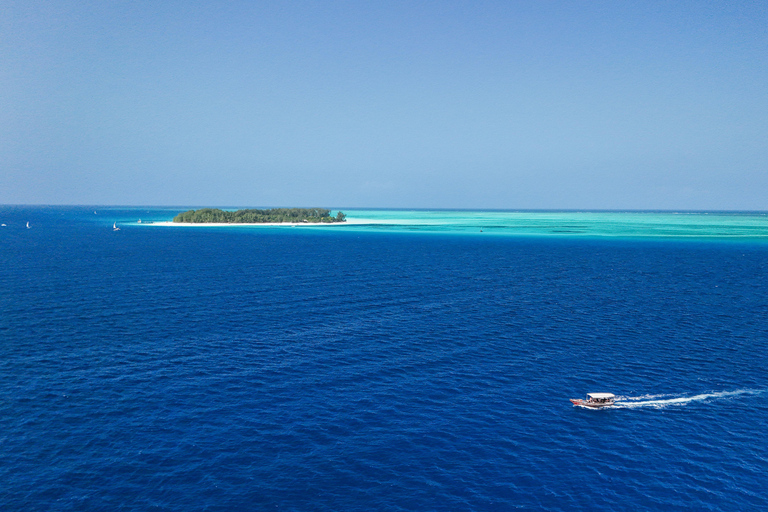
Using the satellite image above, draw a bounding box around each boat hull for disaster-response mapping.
[570,399,614,408]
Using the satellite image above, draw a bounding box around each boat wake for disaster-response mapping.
[613,389,763,409]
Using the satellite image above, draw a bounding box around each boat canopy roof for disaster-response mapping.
[587,393,615,399]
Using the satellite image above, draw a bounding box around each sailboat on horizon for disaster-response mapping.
[113,222,120,231]
[26,221,30,229]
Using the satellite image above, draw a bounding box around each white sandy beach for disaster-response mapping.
[150,219,377,227]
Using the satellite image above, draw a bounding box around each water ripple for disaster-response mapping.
[1,207,767,510]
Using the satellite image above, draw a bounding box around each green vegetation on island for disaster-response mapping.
[173,208,346,224]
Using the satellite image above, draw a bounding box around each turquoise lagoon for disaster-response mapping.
[321,210,768,240]
[128,208,768,240]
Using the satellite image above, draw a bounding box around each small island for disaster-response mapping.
[173,208,346,224]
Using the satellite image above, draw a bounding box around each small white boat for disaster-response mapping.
[571,393,615,408]
[113,222,121,231]
[26,221,30,229]
[137,219,141,223]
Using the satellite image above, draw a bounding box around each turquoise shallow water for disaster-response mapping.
[75,207,768,241]
[338,210,768,240]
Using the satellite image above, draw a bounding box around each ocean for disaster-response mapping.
[1,206,767,511]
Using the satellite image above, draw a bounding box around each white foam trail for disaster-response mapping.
[613,389,763,409]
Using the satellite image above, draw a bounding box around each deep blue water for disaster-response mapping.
[1,206,767,511]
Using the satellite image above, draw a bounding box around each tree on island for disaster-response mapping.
[173,208,347,224]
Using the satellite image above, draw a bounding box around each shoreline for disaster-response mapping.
[150,219,373,227]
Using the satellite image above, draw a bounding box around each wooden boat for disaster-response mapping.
[570,392,615,408]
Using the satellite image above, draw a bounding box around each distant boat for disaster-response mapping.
[26,221,30,229]
[570,393,615,408]
[1,223,6,227]
[113,222,121,231]
[137,219,142,223]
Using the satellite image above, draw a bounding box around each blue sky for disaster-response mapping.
[2,1,767,209]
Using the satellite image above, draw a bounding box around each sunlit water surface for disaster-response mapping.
[1,206,767,511]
